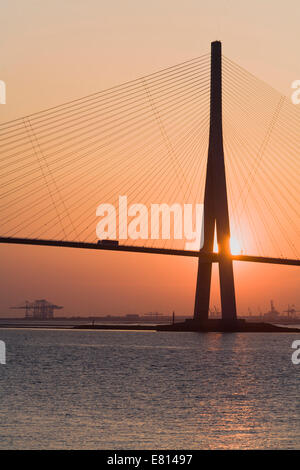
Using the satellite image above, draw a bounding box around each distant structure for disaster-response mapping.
[283,304,300,318]
[144,312,167,321]
[263,300,281,322]
[124,314,140,321]
[10,299,63,319]
[209,305,221,318]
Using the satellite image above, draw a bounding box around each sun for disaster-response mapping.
[212,231,242,255]
[230,236,242,255]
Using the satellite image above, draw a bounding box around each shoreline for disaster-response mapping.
[0,321,299,333]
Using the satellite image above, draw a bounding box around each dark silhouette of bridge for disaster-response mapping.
[0,41,299,328]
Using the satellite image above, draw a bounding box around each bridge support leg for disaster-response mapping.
[193,40,237,324]
[194,262,212,321]
[219,257,237,322]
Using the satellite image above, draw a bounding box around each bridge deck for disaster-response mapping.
[0,237,299,266]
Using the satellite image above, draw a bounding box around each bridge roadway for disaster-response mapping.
[0,237,299,266]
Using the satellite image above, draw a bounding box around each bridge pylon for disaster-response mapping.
[194,41,237,323]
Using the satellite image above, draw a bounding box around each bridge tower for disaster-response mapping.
[194,41,237,323]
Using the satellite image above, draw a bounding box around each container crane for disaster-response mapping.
[10,299,63,319]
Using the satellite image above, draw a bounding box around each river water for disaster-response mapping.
[0,328,299,449]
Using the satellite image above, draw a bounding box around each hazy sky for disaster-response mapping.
[0,1,299,316]
[1,0,299,121]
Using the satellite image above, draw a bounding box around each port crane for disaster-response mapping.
[283,305,300,318]
[10,299,63,320]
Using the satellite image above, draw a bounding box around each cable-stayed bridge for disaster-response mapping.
[0,41,299,324]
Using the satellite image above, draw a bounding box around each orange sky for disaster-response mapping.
[0,1,299,317]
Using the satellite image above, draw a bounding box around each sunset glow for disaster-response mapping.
[230,236,242,255]
[212,234,242,255]
[0,0,299,453]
